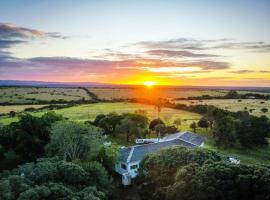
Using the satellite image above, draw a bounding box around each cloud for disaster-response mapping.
[0,23,66,39]
[136,38,270,52]
[0,55,230,79]
[0,39,26,49]
[146,49,220,58]
[229,69,270,74]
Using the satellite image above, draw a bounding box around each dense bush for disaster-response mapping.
[45,121,104,161]
[0,112,63,171]
[139,146,270,200]
[0,158,109,200]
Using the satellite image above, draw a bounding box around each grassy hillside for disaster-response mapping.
[173,99,270,118]
[0,105,47,114]
[0,102,201,126]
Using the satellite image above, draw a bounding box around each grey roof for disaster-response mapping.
[178,132,204,146]
[119,139,196,163]
[161,132,183,141]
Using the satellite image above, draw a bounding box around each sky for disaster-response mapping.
[0,0,270,86]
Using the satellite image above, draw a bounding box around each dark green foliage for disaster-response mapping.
[173,103,270,148]
[0,112,63,171]
[45,121,104,161]
[139,146,270,200]
[0,158,108,200]
[167,161,270,200]
[95,113,124,136]
[261,108,268,113]
[197,117,209,129]
[95,144,119,172]
[190,122,197,132]
[213,115,237,147]
[139,146,222,200]
[236,115,270,147]
[9,111,16,117]
[115,113,149,141]
[224,90,240,99]
[149,118,165,131]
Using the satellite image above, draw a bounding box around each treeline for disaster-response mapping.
[133,98,270,148]
[91,112,178,142]
[0,97,97,106]
[0,112,120,200]
[4,104,75,118]
[138,146,270,200]
[174,90,270,100]
[173,103,270,148]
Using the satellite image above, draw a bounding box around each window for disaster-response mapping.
[121,163,127,170]
[130,164,138,170]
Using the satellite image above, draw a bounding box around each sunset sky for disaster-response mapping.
[0,0,270,86]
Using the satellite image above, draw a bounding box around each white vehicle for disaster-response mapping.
[228,156,240,165]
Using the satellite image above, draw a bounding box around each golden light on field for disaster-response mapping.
[143,81,156,87]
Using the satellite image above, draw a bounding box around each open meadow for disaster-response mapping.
[0,102,201,127]
[0,105,47,115]
[0,87,91,103]
[173,99,270,118]
[88,87,270,100]
[88,87,228,100]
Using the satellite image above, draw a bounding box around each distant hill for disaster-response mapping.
[0,80,269,92]
[0,80,115,88]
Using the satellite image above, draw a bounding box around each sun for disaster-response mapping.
[143,81,156,87]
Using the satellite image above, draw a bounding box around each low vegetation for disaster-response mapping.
[0,87,92,104]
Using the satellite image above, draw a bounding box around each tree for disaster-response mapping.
[173,118,181,129]
[154,123,167,137]
[139,147,222,200]
[96,144,119,172]
[154,98,164,119]
[0,112,63,171]
[149,118,165,131]
[261,108,268,113]
[97,113,124,136]
[224,90,239,99]
[236,115,270,147]
[213,116,237,147]
[190,122,197,133]
[46,121,104,161]
[0,158,107,200]
[9,111,16,117]
[116,114,148,142]
[197,117,209,130]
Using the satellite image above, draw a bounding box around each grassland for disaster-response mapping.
[0,105,47,114]
[173,99,270,118]
[88,87,270,100]
[0,87,91,103]
[0,101,269,165]
[88,87,228,100]
[0,102,201,126]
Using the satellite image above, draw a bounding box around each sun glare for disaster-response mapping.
[143,81,156,87]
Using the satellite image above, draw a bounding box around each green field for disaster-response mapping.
[173,99,270,118]
[0,102,201,126]
[0,105,47,114]
[0,102,269,165]
[0,87,91,103]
